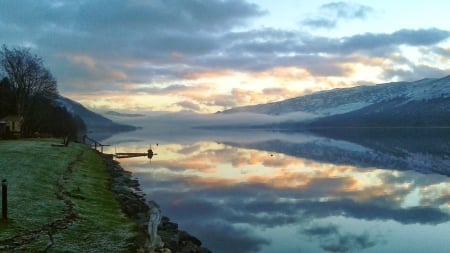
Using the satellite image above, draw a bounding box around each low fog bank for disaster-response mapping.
[201,111,316,127]
[107,110,316,129]
[102,111,318,145]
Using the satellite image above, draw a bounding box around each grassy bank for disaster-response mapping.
[0,139,139,252]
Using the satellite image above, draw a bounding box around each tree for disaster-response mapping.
[0,77,16,118]
[31,97,86,140]
[0,45,58,135]
[0,45,86,140]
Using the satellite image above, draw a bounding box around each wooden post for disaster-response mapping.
[147,149,154,159]
[2,179,7,220]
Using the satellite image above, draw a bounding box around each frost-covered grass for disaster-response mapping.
[0,139,139,252]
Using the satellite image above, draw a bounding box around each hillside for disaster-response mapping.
[310,97,450,127]
[224,128,450,177]
[57,96,137,139]
[221,75,450,128]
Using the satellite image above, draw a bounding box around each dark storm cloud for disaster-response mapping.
[301,1,374,29]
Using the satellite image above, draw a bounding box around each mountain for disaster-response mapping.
[105,111,145,117]
[224,128,450,177]
[57,96,137,140]
[222,75,450,128]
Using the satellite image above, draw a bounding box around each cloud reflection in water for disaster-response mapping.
[107,132,450,253]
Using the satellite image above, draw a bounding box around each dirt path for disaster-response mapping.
[0,150,84,251]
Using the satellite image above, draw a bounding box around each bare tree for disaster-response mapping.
[0,45,58,134]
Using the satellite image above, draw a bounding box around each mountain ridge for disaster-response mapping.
[221,75,450,128]
[57,96,137,140]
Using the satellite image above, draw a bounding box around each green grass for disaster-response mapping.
[0,139,139,252]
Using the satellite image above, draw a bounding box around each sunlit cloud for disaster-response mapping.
[1,1,450,112]
[65,92,180,111]
[62,54,97,70]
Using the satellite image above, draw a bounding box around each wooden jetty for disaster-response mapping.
[83,135,110,153]
[115,149,155,159]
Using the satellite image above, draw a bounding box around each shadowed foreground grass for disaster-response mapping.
[0,139,139,252]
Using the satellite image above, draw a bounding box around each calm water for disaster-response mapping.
[102,127,450,253]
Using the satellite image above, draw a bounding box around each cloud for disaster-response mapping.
[62,54,96,70]
[340,29,450,53]
[175,100,202,112]
[200,28,450,76]
[301,1,374,29]
[114,133,450,253]
[1,1,450,112]
[321,2,374,19]
[303,224,380,253]
[303,224,340,237]
[0,0,264,87]
[5,0,263,33]
[432,46,450,58]
[189,221,270,253]
[382,64,449,81]
[303,223,379,253]
[141,159,450,227]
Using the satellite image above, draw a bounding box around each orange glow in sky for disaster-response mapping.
[1,1,449,113]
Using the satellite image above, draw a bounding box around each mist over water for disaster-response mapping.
[102,116,450,253]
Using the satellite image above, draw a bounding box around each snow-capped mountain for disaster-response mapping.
[222,75,450,127]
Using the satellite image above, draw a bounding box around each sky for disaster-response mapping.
[1,0,449,113]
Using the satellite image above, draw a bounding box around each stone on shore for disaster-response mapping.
[103,155,211,253]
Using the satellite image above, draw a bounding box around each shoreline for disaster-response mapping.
[101,154,211,253]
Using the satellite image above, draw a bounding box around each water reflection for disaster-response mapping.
[104,129,450,253]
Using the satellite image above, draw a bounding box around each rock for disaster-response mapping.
[179,231,202,247]
[102,154,211,253]
[147,201,164,250]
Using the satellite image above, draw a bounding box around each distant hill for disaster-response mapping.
[57,96,137,140]
[224,127,450,177]
[221,75,450,128]
[105,111,145,117]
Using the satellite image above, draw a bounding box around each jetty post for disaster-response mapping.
[2,179,7,219]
